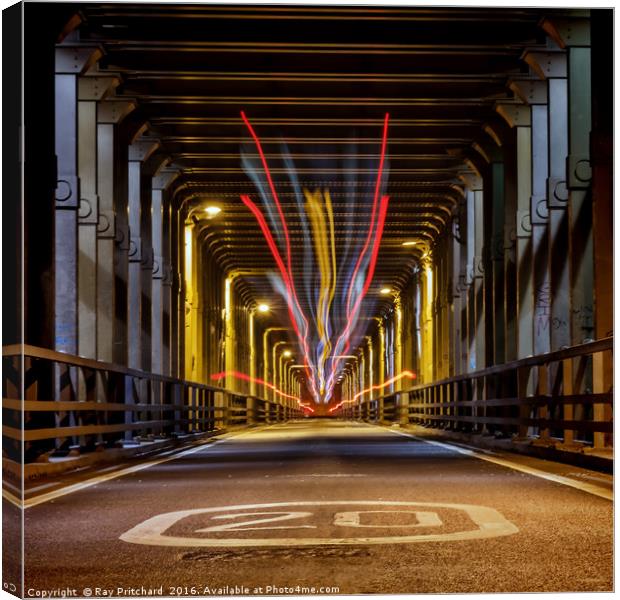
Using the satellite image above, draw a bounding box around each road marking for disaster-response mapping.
[380,426,613,501]
[333,510,442,528]
[196,511,317,532]
[10,425,279,510]
[120,500,518,547]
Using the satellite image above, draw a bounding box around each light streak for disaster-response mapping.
[240,114,315,391]
[240,112,390,404]
[344,113,390,320]
[304,188,337,396]
[328,371,416,412]
[352,370,416,402]
[326,193,390,395]
[210,371,302,403]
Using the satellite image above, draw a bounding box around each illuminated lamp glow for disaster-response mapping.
[204,205,222,217]
[401,240,417,247]
[380,287,392,295]
[283,350,293,358]
[257,303,270,313]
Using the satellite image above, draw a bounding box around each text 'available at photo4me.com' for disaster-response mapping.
[22,585,341,598]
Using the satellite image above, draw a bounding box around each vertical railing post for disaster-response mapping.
[173,382,182,434]
[399,392,409,426]
[592,349,612,450]
[562,358,575,446]
[536,363,551,444]
[516,365,531,440]
[123,374,133,442]
[247,396,256,425]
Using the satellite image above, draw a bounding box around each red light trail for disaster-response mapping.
[210,371,302,403]
[239,112,391,403]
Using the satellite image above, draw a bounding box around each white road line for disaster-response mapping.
[2,488,22,508]
[24,481,59,494]
[11,425,278,510]
[380,426,613,501]
[278,473,367,478]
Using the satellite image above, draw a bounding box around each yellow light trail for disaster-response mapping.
[304,187,337,397]
[329,370,417,412]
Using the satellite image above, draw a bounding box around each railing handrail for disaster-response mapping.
[2,343,274,404]
[370,336,613,402]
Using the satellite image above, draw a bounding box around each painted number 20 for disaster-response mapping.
[196,510,442,532]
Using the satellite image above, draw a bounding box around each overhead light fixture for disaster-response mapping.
[380,287,392,295]
[283,350,292,358]
[204,205,222,217]
[401,240,417,247]
[257,303,270,313]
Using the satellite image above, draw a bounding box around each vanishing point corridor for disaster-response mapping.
[2,3,614,597]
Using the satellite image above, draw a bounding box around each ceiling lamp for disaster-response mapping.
[204,205,222,217]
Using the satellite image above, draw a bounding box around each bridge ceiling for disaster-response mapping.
[70,4,553,314]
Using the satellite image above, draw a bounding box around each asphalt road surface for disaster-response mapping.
[17,420,613,595]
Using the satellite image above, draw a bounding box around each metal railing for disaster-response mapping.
[341,337,613,451]
[2,345,301,463]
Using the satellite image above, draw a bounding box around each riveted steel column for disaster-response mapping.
[473,187,485,369]
[54,47,101,354]
[568,40,594,344]
[76,77,119,365]
[590,12,613,448]
[169,198,182,378]
[459,169,486,429]
[479,127,502,370]
[542,18,594,344]
[151,170,179,375]
[437,237,451,379]
[96,100,135,364]
[489,159,505,365]
[127,140,159,369]
[452,201,466,375]
[464,188,476,371]
[510,79,551,356]
[76,82,99,360]
[525,50,570,351]
[496,103,534,360]
[127,159,141,369]
[590,12,613,344]
[161,197,172,376]
[151,187,164,375]
[492,110,517,363]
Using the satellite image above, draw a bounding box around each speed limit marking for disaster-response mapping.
[120,500,518,547]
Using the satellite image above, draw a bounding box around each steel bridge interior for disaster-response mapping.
[2,5,613,489]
